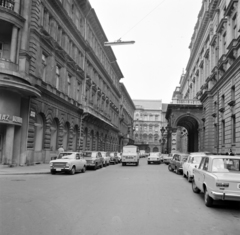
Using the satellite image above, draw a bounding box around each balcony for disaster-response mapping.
[0,0,14,11]
[0,57,19,73]
[171,99,201,105]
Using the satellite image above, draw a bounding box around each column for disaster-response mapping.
[10,27,18,63]
[5,125,15,165]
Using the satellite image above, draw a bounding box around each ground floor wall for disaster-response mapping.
[1,91,122,166]
[202,69,240,155]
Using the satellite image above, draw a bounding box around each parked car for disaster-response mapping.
[162,153,173,164]
[192,155,240,207]
[100,151,110,166]
[168,153,189,174]
[109,152,119,164]
[82,151,104,170]
[116,152,122,163]
[183,152,206,182]
[50,152,87,175]
[148,152,161,164]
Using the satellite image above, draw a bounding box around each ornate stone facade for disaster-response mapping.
[0,0,134,166]
[171,0,240,154]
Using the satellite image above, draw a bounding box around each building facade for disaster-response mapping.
[171,0,240,155]
[133,100,168,153]
[0,0,134,166]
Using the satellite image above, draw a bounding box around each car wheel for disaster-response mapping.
[82,166,86,173]
[148,162,150,164]
[70,166,76,175]
[183,172,186,178]
[168,164,173,172]
[192,179,200,194]
[51,170,56,174]
[204,188,213,207]
[122,162,125,166]
[187,173,192,182]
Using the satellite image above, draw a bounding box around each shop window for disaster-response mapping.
[34,114,44,151]
[50,119,58,151]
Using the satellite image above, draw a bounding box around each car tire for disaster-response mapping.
[183,172,186,178]
[192,179,200,194]
[122,162,125,166]
[51,170,56,174]
[187,173,192,182]
[70,166,76,175]
[148,162,150,164]
[204,188,213,207]
[82,166,86,173]
[168,164,173,172]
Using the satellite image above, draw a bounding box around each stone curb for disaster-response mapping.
[0,171,50,175]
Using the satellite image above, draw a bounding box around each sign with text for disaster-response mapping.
[0,114,22,125]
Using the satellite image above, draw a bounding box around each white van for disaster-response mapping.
[122,145,140,166]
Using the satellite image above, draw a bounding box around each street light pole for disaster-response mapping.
[160,127,165,153]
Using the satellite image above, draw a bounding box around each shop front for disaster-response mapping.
[0,80,41,166]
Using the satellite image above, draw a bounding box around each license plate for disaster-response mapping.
[56,169,62,171]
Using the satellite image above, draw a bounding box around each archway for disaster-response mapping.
[50,118,59,151]
[176,115,200,153]
[72,125,78,151]
[63,122,70,151]
[153,147,159,152]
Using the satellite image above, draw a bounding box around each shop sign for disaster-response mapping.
[0,114,22,125]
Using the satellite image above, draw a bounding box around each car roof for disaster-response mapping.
[202,155,240,159]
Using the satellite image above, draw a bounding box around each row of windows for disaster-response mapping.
[55,0,119,87]
[186,7,238,99]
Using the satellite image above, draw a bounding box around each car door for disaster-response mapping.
[75,153,81,171]
[175,154,180,170]
[195,157,208,191]
[183,156,190,174]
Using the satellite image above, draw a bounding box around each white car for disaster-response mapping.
[148,152,161,164]
[50,152,87,175]
[183,152,206,182]
[100,151,110,166]
[192,155,240,207]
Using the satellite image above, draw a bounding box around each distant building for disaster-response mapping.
[133,100,168,153]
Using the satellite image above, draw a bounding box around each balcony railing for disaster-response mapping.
[171,98,202,105]
[0,0,15,10]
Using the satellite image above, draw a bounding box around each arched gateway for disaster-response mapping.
[166,102,203,154]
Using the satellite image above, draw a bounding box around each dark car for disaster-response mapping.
[168,153,189,174]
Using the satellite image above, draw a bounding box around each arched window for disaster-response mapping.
[90,130,94,150]
[72,125,78,151]
[149,134,153,142]
[50,118,58,151]
[96,132,99,151]
[84,128,88,151]
[143,134,147,140]
[34,114,44,151]
[153,147,159,152]
[63,122,70,150]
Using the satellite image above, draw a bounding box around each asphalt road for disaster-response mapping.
[0,158,240,235]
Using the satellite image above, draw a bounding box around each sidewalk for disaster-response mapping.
[0,163,50,175]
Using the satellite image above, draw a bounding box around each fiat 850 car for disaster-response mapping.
[192,155,240,207]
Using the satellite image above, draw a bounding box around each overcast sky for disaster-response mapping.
[89,0,202,103]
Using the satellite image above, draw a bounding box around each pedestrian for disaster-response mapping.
[58,145,64,154]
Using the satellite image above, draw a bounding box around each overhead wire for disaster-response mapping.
[118,0,167,40]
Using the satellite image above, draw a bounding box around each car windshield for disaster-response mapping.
[123,147,137,153]
[180,155,188,162]
[82,152,93,158]
[58,153,73,159]
[212,158,240,173]
[190,156,202,164]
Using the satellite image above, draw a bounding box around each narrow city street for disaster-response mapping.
[0,158,240,235]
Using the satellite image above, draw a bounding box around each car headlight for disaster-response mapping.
[66,163,70,167]
[50,162,53,167]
